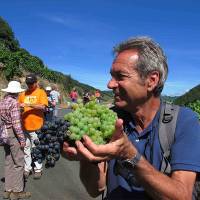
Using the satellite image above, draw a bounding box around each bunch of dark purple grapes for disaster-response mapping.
[31,119,70,168]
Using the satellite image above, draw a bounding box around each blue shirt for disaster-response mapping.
[107,106,200,200]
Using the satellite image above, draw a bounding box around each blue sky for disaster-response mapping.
[1,0,200,96]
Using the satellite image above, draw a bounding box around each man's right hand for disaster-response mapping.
[20,142,26,149]
[19,103,26,108]
[62,142,83,161]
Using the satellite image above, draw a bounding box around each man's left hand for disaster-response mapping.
[76,119,137,163]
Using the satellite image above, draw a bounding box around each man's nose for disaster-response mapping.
[107,78,118,89]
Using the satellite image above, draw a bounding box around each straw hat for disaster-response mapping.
[1,81,25,93]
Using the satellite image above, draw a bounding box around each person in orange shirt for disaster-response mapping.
[18,74,48,179]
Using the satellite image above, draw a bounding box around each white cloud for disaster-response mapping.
[37,13,114,32]
[37,14,80,29]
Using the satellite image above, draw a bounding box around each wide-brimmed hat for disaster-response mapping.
[1,81,25,93]
[45,86,52,91]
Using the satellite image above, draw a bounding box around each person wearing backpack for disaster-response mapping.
[63,36,200,200]
[45,86,56,121]
[50,85,61,118]
[0,81,31,200]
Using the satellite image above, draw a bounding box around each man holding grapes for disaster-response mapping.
[63,36,200,200]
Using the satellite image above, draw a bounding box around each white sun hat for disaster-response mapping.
[1,81,25,93]
[45,86,52,91]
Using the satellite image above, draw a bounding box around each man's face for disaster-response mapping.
[46,90,51,96]
[107,49,148,112]
[12,93,19,98]
[27,82,37,90]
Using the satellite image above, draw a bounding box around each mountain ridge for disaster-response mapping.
[0,17,111,102]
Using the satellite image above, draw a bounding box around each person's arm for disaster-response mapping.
[58,92,61,104]
[50,100,56,107]
[80,160,107,197]
[26,103,46,110]
[10,101,26,148]
[62,142,107,198]
[27,89,48,111]
[18,93,25,108]
[132,158,195,200]
[69,92,72,99]
[48,95,56,107]
[75,119,196,200]
[18,91,47,111]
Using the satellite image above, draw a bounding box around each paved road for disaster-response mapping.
[0,108,101,200]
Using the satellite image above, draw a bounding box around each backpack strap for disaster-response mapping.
[50,94,55,102]
[159,102,180,174]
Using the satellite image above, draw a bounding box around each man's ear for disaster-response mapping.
[147,71,160,92]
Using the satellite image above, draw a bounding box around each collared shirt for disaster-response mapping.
[0,94,25,145]
[107,105,200,200]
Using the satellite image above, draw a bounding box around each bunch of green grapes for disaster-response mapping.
[64,101,117,144]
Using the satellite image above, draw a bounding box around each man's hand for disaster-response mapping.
[21,103,46,110]
[19,103,26,108]
[20,141,26,149]
[62,119,137,163]
[62,142,84,161]
[19,103,32,108]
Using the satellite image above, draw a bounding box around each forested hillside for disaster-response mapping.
[174,84,200,105]
[174,84,200,119]
[161,95,178,103]
[0,17,111,101]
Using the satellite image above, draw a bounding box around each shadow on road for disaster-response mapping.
[0,148,101,200]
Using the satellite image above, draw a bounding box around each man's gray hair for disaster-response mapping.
[113,36,168,96]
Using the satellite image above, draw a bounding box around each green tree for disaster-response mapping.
[0,17,19,51]
[0,49,22,80]
[174,84,200,105]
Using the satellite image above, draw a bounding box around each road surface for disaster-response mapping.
[0,108,102,200]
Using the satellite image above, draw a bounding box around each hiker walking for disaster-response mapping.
[94,90,101,103]
[0,81,31,200]
[45,86,56,122]
[50,85,61,118]
[69,88,78,103]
